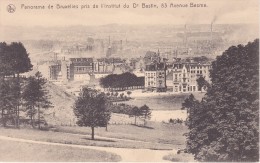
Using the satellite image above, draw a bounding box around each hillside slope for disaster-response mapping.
[42,82,152,126]
[43,82,77,126]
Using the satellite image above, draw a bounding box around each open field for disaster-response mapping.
[55,121,187,149]
[0,121,187,150]
[0,122,191,161]
[0,139,121,162]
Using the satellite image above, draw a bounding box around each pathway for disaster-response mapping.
[0,135,176,162]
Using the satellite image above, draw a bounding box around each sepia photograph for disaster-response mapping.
[0,0,259,162]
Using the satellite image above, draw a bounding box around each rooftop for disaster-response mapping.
[145,62,166,71]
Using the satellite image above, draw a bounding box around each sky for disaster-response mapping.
[0,0,259,27]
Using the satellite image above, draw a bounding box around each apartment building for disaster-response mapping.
[145,62,167,92]
[172,62,211,93]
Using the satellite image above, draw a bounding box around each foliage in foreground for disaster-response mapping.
[183,39,259,161]
[73,88,111,140]
[22,72,52,129]
[0,42,45,128]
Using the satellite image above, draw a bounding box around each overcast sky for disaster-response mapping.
[0,0,259,27]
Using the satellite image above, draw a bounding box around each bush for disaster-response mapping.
[169,118,183,124]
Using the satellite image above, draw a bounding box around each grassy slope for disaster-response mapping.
[0,121,187,150]
[43,82,77,125]
[0,139,121,162]
[42,82,205,125]
[57,121,187,148]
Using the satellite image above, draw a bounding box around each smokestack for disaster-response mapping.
[120,40,123,51]
[210,16,217,45]
[108,36,110,45]
[184,24,187,48]
[54,53,57,61]
[210,23,213,45]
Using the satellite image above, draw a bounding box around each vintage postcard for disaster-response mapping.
[0,0,259,162]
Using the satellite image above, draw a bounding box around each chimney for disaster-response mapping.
[54,53,57,61]
[210,23,213,43]
[120,40,123,51]
[184,24,187,48]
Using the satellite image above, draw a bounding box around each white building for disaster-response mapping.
[172,62,211,93]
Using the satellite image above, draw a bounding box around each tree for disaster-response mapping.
[0,42,12,77]
[0,80,18,127]
[129,106,141,125]
[120,93,124,99]
[73,88,111,140]
[196,76,210,92]
[139,105,151,126]
[22,72,52,129]
[114,92,119,97]
[106,92,110,97]
[99,72,144,90]
[8,42,33,75]
[10,42,33,128]
[182,94,200,127]
[127,91,132,97]
[0,42,33,128]
[185,39,259,161]
[182,94,196,114]
[196,76,205,92]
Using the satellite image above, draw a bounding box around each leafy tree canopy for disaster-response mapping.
[184,39,259,161]
[100,72,144,89]
[73,88,111,139]
[0,42,32,76]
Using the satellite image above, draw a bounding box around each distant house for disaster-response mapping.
[172,62,211,93]
[133,69,145,77]
[37,59,70,83]
[69,58,93,81]
[145,62,167,92]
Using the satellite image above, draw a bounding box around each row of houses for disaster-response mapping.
[144,60,211,93]
[37,57,126,84]
[37,54,211,93]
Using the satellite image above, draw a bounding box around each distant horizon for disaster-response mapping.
[1,22,258,28]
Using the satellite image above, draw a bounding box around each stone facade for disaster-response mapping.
[172,62,211,93]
